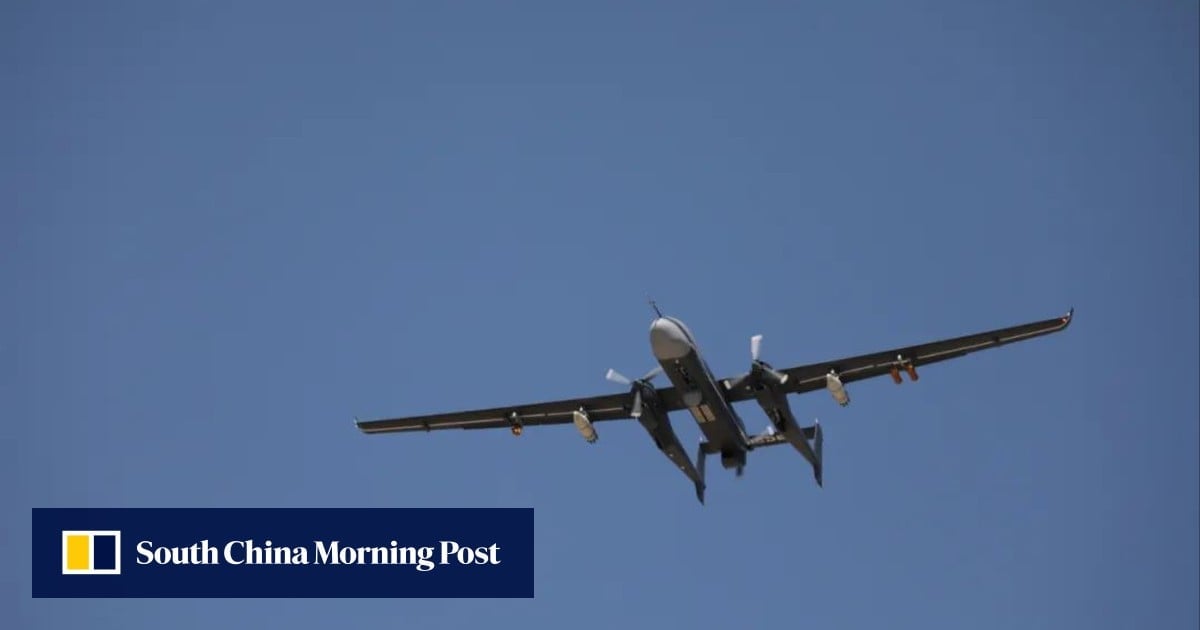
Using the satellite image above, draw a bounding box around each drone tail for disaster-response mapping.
[810,421,824,487]
[748,420,824,487]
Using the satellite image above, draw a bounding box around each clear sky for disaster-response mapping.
[5,1,1197,627]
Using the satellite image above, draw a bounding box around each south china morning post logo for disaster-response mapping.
[133,538,501,571]
[33,508,534,598]
[65,533,499,573]
[61,530,121,575]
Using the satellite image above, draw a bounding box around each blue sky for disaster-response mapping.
[5,1,1197,627]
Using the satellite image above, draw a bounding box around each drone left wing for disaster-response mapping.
[356,391,646,435]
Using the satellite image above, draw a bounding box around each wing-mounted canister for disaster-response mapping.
[825,370,850,406]
[571,408,598,443]
[888,353,919,384]
[507,411,524,436]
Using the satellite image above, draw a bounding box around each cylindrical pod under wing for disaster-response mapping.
[825,371,850,406]
[573,409,598,443]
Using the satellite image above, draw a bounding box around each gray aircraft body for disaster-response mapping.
[357,305,1073,503]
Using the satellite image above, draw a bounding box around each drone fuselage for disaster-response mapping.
[650,316,750,470]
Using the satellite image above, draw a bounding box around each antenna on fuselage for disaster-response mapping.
[648,297,663,318]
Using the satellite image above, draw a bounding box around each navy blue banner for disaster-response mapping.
[32,508,534,598]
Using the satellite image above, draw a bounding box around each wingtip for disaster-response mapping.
[1061,307,1075,326]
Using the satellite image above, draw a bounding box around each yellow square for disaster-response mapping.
[66,535,90,571]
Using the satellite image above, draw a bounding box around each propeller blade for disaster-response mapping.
[606,369,631,385]
[631,389,644,418]
[640,365,664,382]
[763,366,789,385]
[751,334,763,361]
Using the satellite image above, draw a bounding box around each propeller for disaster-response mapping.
[606,365,663,418]
[728,334,789,390]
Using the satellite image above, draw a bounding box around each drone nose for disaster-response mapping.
[650,318,692,360]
